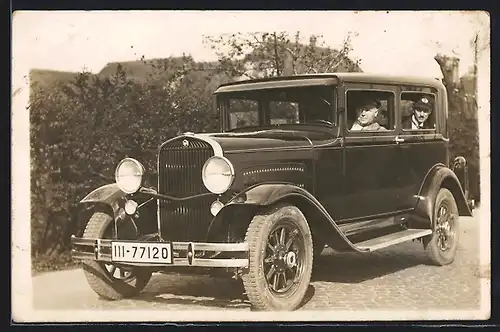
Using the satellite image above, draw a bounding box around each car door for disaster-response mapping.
[337,84,407,221]
[396,86,448,211]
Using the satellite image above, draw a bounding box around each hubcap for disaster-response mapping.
[435,204,456,252]
[285,251,297,268]
[263,221,305,294]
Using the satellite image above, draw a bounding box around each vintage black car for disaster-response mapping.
[71,73,474,311]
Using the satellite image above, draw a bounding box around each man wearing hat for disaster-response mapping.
[404,96,434,129]
[350,98,387,131]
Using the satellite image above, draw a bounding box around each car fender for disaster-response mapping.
[207,182,365,252]
[79,183,127,218]
[413,164,472,228]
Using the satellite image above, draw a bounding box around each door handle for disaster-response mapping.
[394,136,405,144]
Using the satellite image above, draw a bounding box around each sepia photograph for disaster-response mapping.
[11,10,491,322]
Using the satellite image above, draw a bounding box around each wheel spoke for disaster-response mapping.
[273,232,280,246]
[119,268,125,279]
[109,265,117,276]
[438,235,449,251]
[279,228,286,245]
[282,269,288,286]
[266,265,276,281]
[285,229,298,251]
[264,256,274,264]
[443,238,450,250]
[273,273,279,291]
[267,242,276,252]
[441,206,448,219]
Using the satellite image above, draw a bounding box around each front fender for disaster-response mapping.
[413,165,473,228]
[207,182,365,252]
[80,183,127,217]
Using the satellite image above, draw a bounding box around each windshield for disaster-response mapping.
[219,85,336,131]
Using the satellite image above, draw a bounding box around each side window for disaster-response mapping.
[401,92,436,131]
[346,90,395,132]
[228,99,259,129]
[269,101,299,124]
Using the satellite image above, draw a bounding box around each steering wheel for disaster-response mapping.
[307,119,333,126]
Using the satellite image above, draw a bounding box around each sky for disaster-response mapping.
[13,11,489,80]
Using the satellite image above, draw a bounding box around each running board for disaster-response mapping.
[354,229,432,252]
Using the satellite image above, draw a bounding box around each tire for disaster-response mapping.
[242,203,313,311]
[81,212,152,300]
[423,188,460,266]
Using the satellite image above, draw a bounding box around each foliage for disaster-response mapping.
[447,90,480,202]
[30,58,221,258]
[203,31,362,79]
[435,54,480,201]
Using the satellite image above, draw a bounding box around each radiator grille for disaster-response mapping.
[158,137,215,241]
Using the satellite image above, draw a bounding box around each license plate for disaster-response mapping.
[111,241,173,264]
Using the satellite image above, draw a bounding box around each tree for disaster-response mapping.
[29,57,224,263]
[203,31,362,80]
[434,54,480,202]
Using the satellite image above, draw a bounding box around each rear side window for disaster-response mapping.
[401,92,436,131]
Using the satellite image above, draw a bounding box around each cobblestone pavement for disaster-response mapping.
[32,213,487,312]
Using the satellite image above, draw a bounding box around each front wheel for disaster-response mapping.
[423,188,460,266]
[242,204,313,311]
[81,212,152,300]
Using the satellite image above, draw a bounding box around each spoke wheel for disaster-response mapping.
[242,203,313,311]
[264,222,305,294]
[81,212,152,300]
[435,204,456,252]
[423,188,460,266]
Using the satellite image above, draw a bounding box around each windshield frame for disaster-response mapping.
[217,84,338,133]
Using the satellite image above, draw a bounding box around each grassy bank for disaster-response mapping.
[31,251,80,276]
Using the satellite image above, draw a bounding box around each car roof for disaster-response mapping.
[214,73,445,94]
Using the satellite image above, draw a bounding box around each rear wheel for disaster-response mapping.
[242,204,313,311]
[81,212,152,300]
[423,189,460,266]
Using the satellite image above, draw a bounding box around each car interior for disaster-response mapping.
[346,90,395,131]
[400,92,436,130]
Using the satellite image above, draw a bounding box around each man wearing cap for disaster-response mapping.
[404,96,434,129]
[350,98,387,131]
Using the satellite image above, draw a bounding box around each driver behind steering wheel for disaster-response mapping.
[305,99,333,125]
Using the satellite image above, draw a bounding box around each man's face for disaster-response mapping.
[356,105,378,126]
[414,107,431,124]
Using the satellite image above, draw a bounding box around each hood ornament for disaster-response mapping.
[182,139,189,147]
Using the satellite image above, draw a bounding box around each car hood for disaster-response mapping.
[197,129,334,153]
